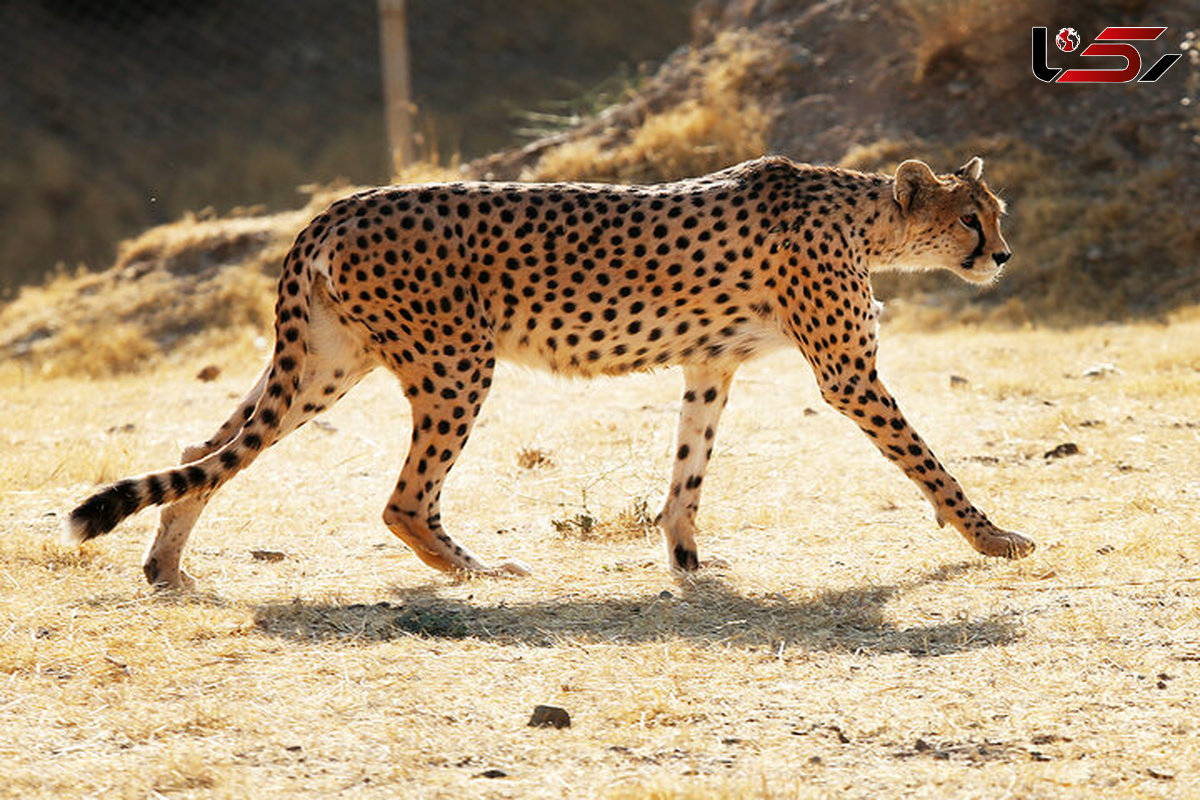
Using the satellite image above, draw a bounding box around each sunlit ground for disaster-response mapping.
[2,315,1199,798]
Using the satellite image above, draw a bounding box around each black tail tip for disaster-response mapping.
[63,481,141,544]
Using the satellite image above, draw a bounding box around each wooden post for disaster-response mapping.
[378,0,414,175]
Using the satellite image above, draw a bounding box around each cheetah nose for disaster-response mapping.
[992,251,1011,266]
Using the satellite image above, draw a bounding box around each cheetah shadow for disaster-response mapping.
[253,559,1019,657]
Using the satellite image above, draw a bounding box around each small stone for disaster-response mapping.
[1044,442,1080,460]
[658,589,675,600]
[949,374,969,388]
[250,549,287,562]
[196,364,221,382]
[1082,362,1121,378]
[528,704,571,729]
[473,768,508,779]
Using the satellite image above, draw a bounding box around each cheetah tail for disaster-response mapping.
[63,243,315,544]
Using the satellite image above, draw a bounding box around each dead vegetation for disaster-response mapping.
[1,0,1195,378]
[1,2,1197,797]
[521,29,773,183]
[4,315,1200,797]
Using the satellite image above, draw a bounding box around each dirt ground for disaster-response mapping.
[2,312,1199,798]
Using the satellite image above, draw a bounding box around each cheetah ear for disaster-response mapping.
[955,156,984,180]
[893,159,938,213]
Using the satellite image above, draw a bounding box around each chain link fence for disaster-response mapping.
[0,0,692,291]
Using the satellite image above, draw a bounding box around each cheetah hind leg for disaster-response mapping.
[143,298,376,589]
[141,367,270,590]
[381,349,529,578]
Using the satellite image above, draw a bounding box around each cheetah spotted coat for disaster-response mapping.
[68,155,1033,589]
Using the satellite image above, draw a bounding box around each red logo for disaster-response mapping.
[1032,26,1182,83]
[1056,28,1080,52]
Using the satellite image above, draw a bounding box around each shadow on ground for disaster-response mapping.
[253,560,1018,657]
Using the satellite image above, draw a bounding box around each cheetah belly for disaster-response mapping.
[493,303,790,377]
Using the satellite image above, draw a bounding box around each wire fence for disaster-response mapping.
[0,0,386,290]
[0,0,693,291]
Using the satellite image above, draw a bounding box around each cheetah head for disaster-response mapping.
[892,157,1010,285]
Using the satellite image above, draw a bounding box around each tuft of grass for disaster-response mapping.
[516,445,555,469]
[898,0,1025,85]
[554,495,657,542]
[525,31,771,184]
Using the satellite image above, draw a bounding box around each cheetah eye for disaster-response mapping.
[959,213,979,228]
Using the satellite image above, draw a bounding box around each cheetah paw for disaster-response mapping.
[142,556,198,591]
[974,528,1036,559]
[669,552,731,574]
[486,558,532,577]
[146,568,198,592]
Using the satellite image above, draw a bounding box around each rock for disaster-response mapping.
[1043,442,1080,460]
[1082,362,1120,378]
[473,768,508,779]
[250,549,287,562]
[528,704,571,729]
[949,374,969,388]
[196,364,221,382]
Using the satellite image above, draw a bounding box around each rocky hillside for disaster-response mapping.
[2,0,1197,375]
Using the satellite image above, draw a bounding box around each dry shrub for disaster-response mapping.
[516,445,555,469]
[38,321,161,378]
[840,134,1200,326]
[553,496,657,542]
[526,30,771,184]
[0,158,492,378]
[898,0,1158,89]
[899,0,1025,85]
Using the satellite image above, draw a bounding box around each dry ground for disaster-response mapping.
[3,312,1200,798]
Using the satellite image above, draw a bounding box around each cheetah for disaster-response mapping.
[66,155,1035,589]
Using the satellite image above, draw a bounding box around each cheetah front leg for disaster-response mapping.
[816,368,1034,559]
[657,365,736,571]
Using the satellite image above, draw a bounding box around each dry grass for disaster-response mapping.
[897,0,1032,86]
[840,134,1200,325]
[3,310,1200,797]
[524,30,771,184]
